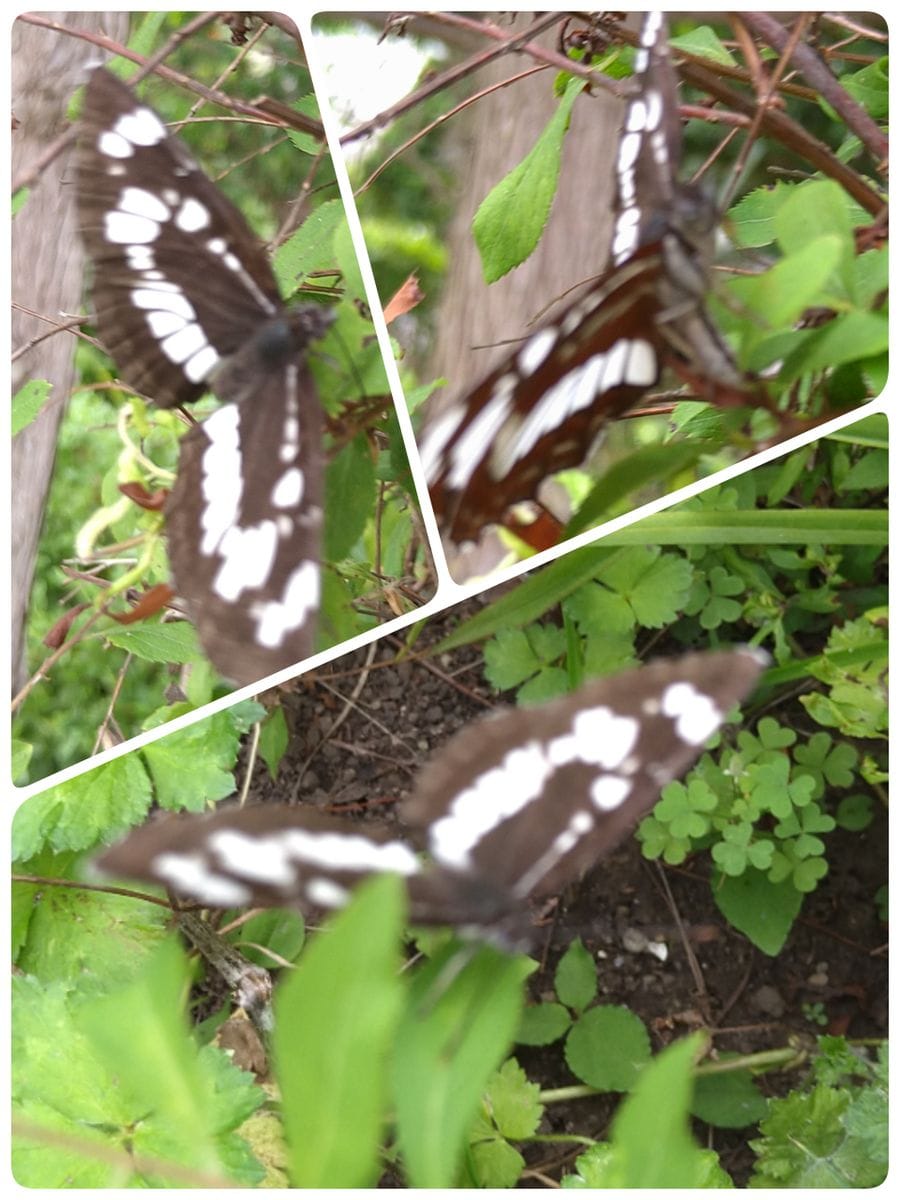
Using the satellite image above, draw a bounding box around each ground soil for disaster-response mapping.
[238,602,887,1186]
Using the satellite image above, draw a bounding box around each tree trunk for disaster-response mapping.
[425,14,624,396]
[11,12,128,692]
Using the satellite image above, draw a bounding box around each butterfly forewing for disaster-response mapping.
[77,68,283,408]
[97,805,425,913]
[403,649,767,903]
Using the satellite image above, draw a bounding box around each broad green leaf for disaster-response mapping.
[105,618,203,664]
[713,867,803,956]
[393,943,529,1187]
[565,1005,651,1091]
[12,755,152,859]
[274,876,405,1188]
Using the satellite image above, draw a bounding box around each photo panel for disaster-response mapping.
[12,411,888,1186]
[310,11,887,579]
[12,11,430,786]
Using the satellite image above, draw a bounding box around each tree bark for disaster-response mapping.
[11,12,128,692]
[425,14,624,398]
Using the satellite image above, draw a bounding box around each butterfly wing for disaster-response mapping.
[76,68,283,408]
[404,649,767,903]
[165,325,327,683]
[96,804,424,912]
[419,251,664,542]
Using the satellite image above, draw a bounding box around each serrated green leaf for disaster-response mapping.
[485,1058,543,1140]
[273,200,344,294]
[516,1001,571,1046]
[141,710,249,811]
[12,755,153,859]
[473,75,584,282]
[104,618,203,664]
[565,1005,650,1091]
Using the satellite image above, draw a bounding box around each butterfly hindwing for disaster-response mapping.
[165,373,320,681]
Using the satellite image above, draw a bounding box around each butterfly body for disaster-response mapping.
[76,68,333,681]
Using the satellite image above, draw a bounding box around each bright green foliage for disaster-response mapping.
[13,942,266,1187]
[562,1036,734,1187]
[12,378,52,436]
[393,943,531,1186]
[553,937,597,1014]
[749,1040,887,1187]
[258,706,289,779]
[465,1059,542,1187]
[692,1061,768,1128]
[565,1006,652,1092]
[275,876,406,1188]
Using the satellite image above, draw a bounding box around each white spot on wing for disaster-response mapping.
[271,467,304,509]
[117,186,170,223]
[251,561,320,648]
[590,775,631,811]
[517,327,557,376]
[175,197,210,232]
[104,211,160,245]
[661,682,723,745]
[153,851,252,906]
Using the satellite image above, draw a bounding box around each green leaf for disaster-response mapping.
[713,868,803,956]
[258,706,289,779]
[17,938,267,1187]
[13,379,52,436]
[692,1063,767,1128]
[324,434,376,560]
[393,943,529,1186]
[565,1005,650,1091]
[274,876,406,1188]
[431,542,618,653]
[485,1057,543,1140]
[516,1001,571,1046]
[11,754,152,859]
[141,710,249,811]
[609,1034,718,1187]
[273,199,344,294]
[473,75,584,281]
[564,441,707,537]
[104,618,203,664]
[554,938,597,1013]
[730,236,843,329]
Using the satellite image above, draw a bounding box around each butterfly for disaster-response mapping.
[419,12,747,545]
[97,647,767,949]
[76,68,334,684]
